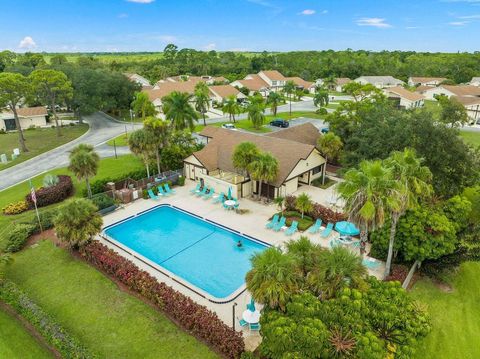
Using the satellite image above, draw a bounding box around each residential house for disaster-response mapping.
[408,77,447,87]
[183,123,326,199]
[454,96,480,123]
[154,75,227,88]
[354,76,404,89]
[469,77,480,87]
[257,70,287,92]
[419,85,480,100]
[285,77,316,93]
[333,78,352,92]
[384,86,425,109]
[143,81,199,112]
[0,106,48,132]
[124,73,151,88]
[208,85,247,104]
[230,74,270,97]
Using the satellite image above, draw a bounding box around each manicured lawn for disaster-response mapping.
[0,124,89,170]
[459,131,480,148]
[274,210,314,231]
[5,240,218,359]
[0,307,53,359]
[326,103,341,110]
[410,262,480,359]
[329,91,345,96]
[311,176,336,189]
[106,132,130,147]
[0,155,144,249]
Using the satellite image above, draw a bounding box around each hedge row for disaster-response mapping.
[25,175,73,208]
[81,242,245,358]
[285,195,347,224]
[83,169,149,197]
[0,280,94,359]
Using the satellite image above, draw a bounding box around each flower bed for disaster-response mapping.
[285,195,346,224]
[25,175,73,208]
[2,200,29,215]
[81,242,245,359]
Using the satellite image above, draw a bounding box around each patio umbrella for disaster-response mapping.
[247,298,256,312]
[335,221,360,236]
[227,186,232,200]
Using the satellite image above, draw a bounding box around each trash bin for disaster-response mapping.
[117,188,132,203]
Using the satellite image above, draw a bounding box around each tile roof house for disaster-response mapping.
[143,81,199,112]
[124,73,151,88]
[355,76,405,89]
[208,85,247,103]
[285,77,316,93]
[384,86,425,109]
[408,77,447,87]
[231,70,312,96]
[452,96,480,122]
[230,74,270,96]
[155,75,227,88]
[183,123,326,199]
[1,106,48,131]
[468,77,480,87]
[420,85,480,100]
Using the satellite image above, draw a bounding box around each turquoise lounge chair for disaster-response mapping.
[164,183,176,194]
[203,188,215,200]
[320,222,334,238]
[308,219,322,234]
[266,214,279,229]
[190,183,200,194]
[157,185,170,196]
[285,221,298,236]
[239,319,248,327]
[196,186,209,197]
[273,217,286,232]
[147,189,160,200]
[212,192,225,204]
[249,323,261,332]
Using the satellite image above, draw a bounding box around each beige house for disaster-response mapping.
[355,76,404,89]
[144,81,199,112]
[208,85,246,104]
[231,74,270,96]
[384,86,425,109]
[285,77,316,93]
[419,85,480,100]
[183,123,326,199]
[408,77,447,87]
[0,107,48,132]
[454,96,480,123]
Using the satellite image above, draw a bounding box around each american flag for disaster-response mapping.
[30,186,37,204]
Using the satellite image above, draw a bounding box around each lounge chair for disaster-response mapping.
[203,188,215,200]
[249,323,261,332]
[266,214,279,229]
[320,222,334,238]
[273,217,286,232]
[196,186,209,197]
[308,219,322,234]
[190,183,200,194]
[285,221,298,236]
[212,192,225,204]
[157,185,170,196]
[164,183,176,194]
[234,202,239,209]
[147,189,161,200]
[239,319,248,327]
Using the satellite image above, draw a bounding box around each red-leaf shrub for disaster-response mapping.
[81,242,245,358]
[285,195,346,224]
[25,175,73,208]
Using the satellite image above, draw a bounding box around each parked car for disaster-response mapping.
[221,123,236,129]
[269,119,289,128]
[321,127,329,134]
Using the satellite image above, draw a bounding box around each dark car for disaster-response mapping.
[321,127,329,134]
[269,119,289,128]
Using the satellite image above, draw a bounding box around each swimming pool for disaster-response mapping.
[103,205,267,300]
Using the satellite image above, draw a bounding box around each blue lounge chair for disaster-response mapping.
[203,188,215,200]
[212,192,225,204]
[247,298,256,311]
[164,183,176,194]
[249,323,261,332]
[285,221,298,236]
[147,189,160,200]
[320,223,334,238]
[239,319,248,327]
[196,186,209,197]
[273,217,286,232]
[308,219,322,234]
[157,185,170,196]
[266,214,279,229]
[190,183,200,194]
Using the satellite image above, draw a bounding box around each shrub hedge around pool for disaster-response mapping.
[81,242,245,359]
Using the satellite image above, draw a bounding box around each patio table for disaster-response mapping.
[242,309,261,324]
[224,199,236,209]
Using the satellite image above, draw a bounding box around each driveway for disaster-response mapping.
[0,112,141,191]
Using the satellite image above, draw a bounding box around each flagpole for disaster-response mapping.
[29,180,43,233]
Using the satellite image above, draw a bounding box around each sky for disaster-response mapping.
[0,0,480,53]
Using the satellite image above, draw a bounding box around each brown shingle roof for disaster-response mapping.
[285,77,314,89]
[260,70,286,81]
[208,85,241,99]
[236,75,269,91]
[195,126,317,187]
[144,82,197,101]
[414,85,431,93]
[335,78,352,86]
[386,86,424,102]
[266,123,320,147]
[453,95,480,106]
[409,77,446,84]
[441,85,480,97]
[16,106,48,117]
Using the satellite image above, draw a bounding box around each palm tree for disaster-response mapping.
[162,91,198,131]
[222,95,241,123]
[317,132,343,185]
[143,117,171,174]
[313,87,329,108]
[337,160,401,255]
[266,91,283,116]
[246,247,299,311]
[68,144,99,198]
[295,193,313,219]
[128,128,156,178]
[248,152,279,199]
[274,195,285,214]
[294,88,304,101]
[232,141,260,178]
[286,236,324,278]
[247,101,266,130]
[283,80,296,116]
[54,198,103,250]
[194,82,210,126]
[383,148,433,277]
[131,91,156,120]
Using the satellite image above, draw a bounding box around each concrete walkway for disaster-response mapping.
[0,112,141,191]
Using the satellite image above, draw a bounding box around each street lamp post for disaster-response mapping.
[130,109,134,131]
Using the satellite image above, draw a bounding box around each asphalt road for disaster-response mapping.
[0,112,141,191]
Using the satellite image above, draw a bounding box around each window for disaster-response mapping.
[312,165,323,175]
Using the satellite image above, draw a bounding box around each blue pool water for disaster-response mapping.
[104,205,267,299]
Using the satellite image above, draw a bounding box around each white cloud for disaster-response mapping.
[18,36,36,49]
[204,43,216,51]
[449,21,469,25]
[300,9,315,15]
[458,14,480,19]
[118,13,128,18]
[356,18,392,28]
[126,0,154,3]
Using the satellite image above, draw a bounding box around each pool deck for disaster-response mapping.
[98,180,385,351]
